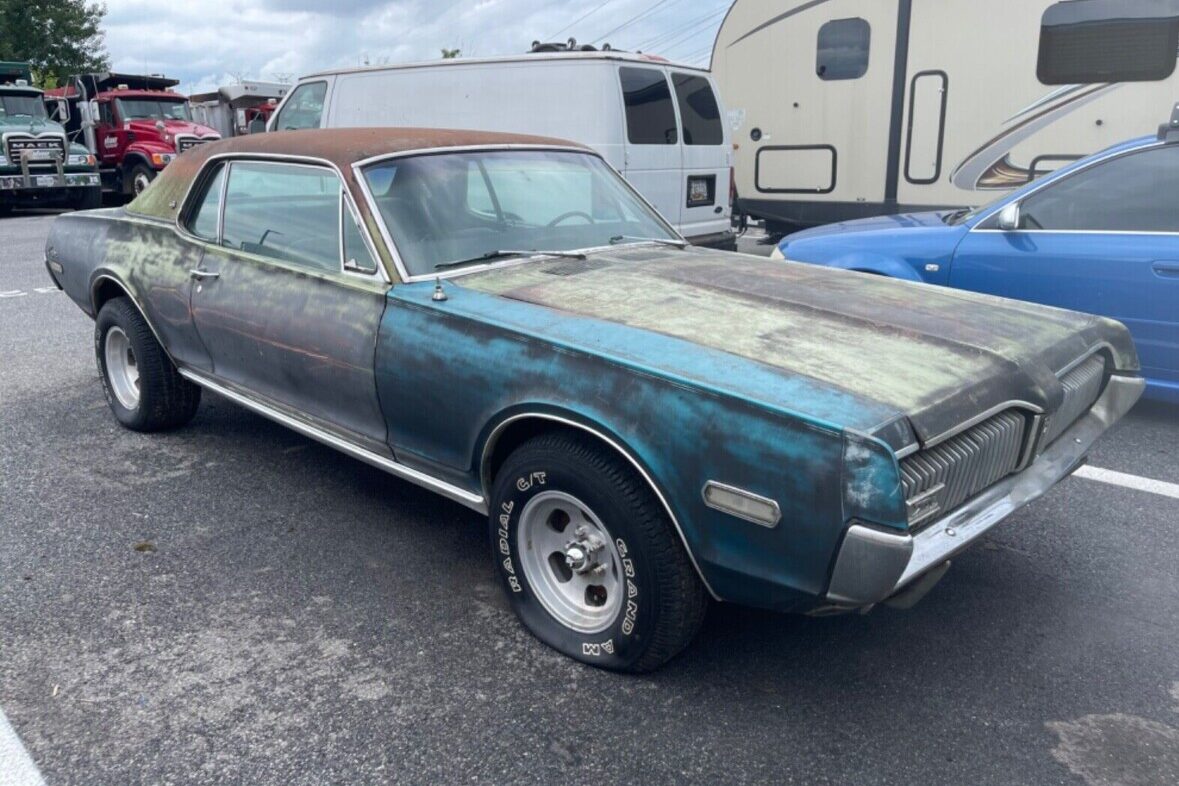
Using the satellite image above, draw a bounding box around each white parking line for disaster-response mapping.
[0,707,46,786]
[0,290,27,298]
[1075,465,1179,500]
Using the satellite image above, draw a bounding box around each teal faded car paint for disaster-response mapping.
[376,281,909,610]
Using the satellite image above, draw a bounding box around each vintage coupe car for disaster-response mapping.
[45,128,1143,671]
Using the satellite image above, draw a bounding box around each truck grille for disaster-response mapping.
[6,135,65,164]
[176,136,210,153]
[1042,355,1106,447]
[901,411,1028,530]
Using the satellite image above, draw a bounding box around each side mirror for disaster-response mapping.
[996,202,1021,231]
[48,98,70,123]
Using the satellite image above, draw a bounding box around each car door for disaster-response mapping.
[949,143,1179,388]
[670,71,729,240]
[618,66,682,230]
[186,158,391,453]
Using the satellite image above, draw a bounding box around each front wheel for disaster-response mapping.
[127,163,156,197]
[95,297,200,431]
[490,431,708,671]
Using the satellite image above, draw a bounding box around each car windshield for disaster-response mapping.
[361,149,679,276]
[0,93,47,120]
[116,98,191,121]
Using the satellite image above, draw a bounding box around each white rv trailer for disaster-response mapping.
[271,47,735,248]
[712,0,1179,232]
[190,81,289,138]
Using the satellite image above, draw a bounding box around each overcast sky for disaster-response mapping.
[101,0,732,94]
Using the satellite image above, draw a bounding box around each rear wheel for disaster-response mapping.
[95,297,200,431]
[490,431,708,672]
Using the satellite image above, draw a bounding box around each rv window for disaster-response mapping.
[1015,145,1179,232]
[1038,1,1179,84]
[275,81,327,131]
[816,18,870,80]
[672,74,723,146]
[620,67,678,145]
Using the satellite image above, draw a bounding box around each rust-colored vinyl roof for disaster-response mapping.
[130,127,589,224]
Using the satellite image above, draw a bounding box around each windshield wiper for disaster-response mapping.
[434,249,587,271]
[609,235,688,248]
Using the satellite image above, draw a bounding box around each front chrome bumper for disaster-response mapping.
[0,172,100,191]
[826,374,1145,607]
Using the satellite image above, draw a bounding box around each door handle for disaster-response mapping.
[189,268,219,280]
[1152,261,1179,278]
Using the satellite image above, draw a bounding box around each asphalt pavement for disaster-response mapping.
[1,212,1177,785]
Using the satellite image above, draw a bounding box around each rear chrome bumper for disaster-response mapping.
[825,374,1145,607]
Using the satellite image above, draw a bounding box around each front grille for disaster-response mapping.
[1042,355,1106,447]
[6,135,65,163]
[177,136,209,153]
[901,410,1028,530]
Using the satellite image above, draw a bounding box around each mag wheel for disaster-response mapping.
[490,431,708,672]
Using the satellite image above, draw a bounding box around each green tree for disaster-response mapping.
[441,48,461,59]
[0,0,110,88]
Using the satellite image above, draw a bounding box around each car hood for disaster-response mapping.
[786,211,956,242]
[0,117,65,136]
[459,246,1137,449]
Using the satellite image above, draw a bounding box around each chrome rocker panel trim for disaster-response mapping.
[178,368,488,513]
[826,374,1144,607]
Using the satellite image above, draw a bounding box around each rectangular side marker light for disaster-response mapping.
[702,481,781,528]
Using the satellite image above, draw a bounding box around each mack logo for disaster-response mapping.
[6,136,64,161]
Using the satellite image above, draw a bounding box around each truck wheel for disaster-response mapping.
[71,186,102,211]
[95,297,200,431]
[490,431,708,672]
[128,163,156,196]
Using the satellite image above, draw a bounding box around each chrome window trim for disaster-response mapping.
[178,367,486,513]
[968,140,1171,233]
[349,144,685,284]
[480,412,719,600]
[173,151,391,283]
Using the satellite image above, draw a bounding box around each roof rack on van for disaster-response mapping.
[1159,102,1179,142]
[529,38,616,53]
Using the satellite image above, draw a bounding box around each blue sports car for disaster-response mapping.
[775,129,1179,403]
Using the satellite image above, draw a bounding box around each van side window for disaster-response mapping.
[222,161,342,273]
[186,164,226,242]
[816,18,870,80]
[620,67,677,145]
[275,82,327,130]
[1037,1,1179,84]
[672,74,723,146]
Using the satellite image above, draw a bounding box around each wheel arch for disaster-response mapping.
[89,272,176,364]
[478,407,719,600]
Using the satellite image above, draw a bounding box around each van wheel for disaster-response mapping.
[128,163,156,196]
[490,431,708,672]
[95,297,200,431]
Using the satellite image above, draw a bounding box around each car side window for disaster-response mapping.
[620,67,677,145]
[275,81,327,131]
[817,18,871,80]
[187,164,226,242]
[342,198,378,274]
[221,161,342,273]
[1018,145,1179,233]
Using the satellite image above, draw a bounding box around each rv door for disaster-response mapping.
[617,66,682,229]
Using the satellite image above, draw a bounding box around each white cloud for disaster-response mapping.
[101,0,729,94]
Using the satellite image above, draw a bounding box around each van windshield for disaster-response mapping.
[362,149,679,277]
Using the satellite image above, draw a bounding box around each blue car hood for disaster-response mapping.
[787,211,956,242]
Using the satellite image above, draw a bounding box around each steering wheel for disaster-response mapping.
[546,211,594,228]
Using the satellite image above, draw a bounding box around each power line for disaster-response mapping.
[548,0,619,41]
[634,4,726,50]
[592,0,680,45]
[642,8,727,55]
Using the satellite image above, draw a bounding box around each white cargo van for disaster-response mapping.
[271,48,735,248]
